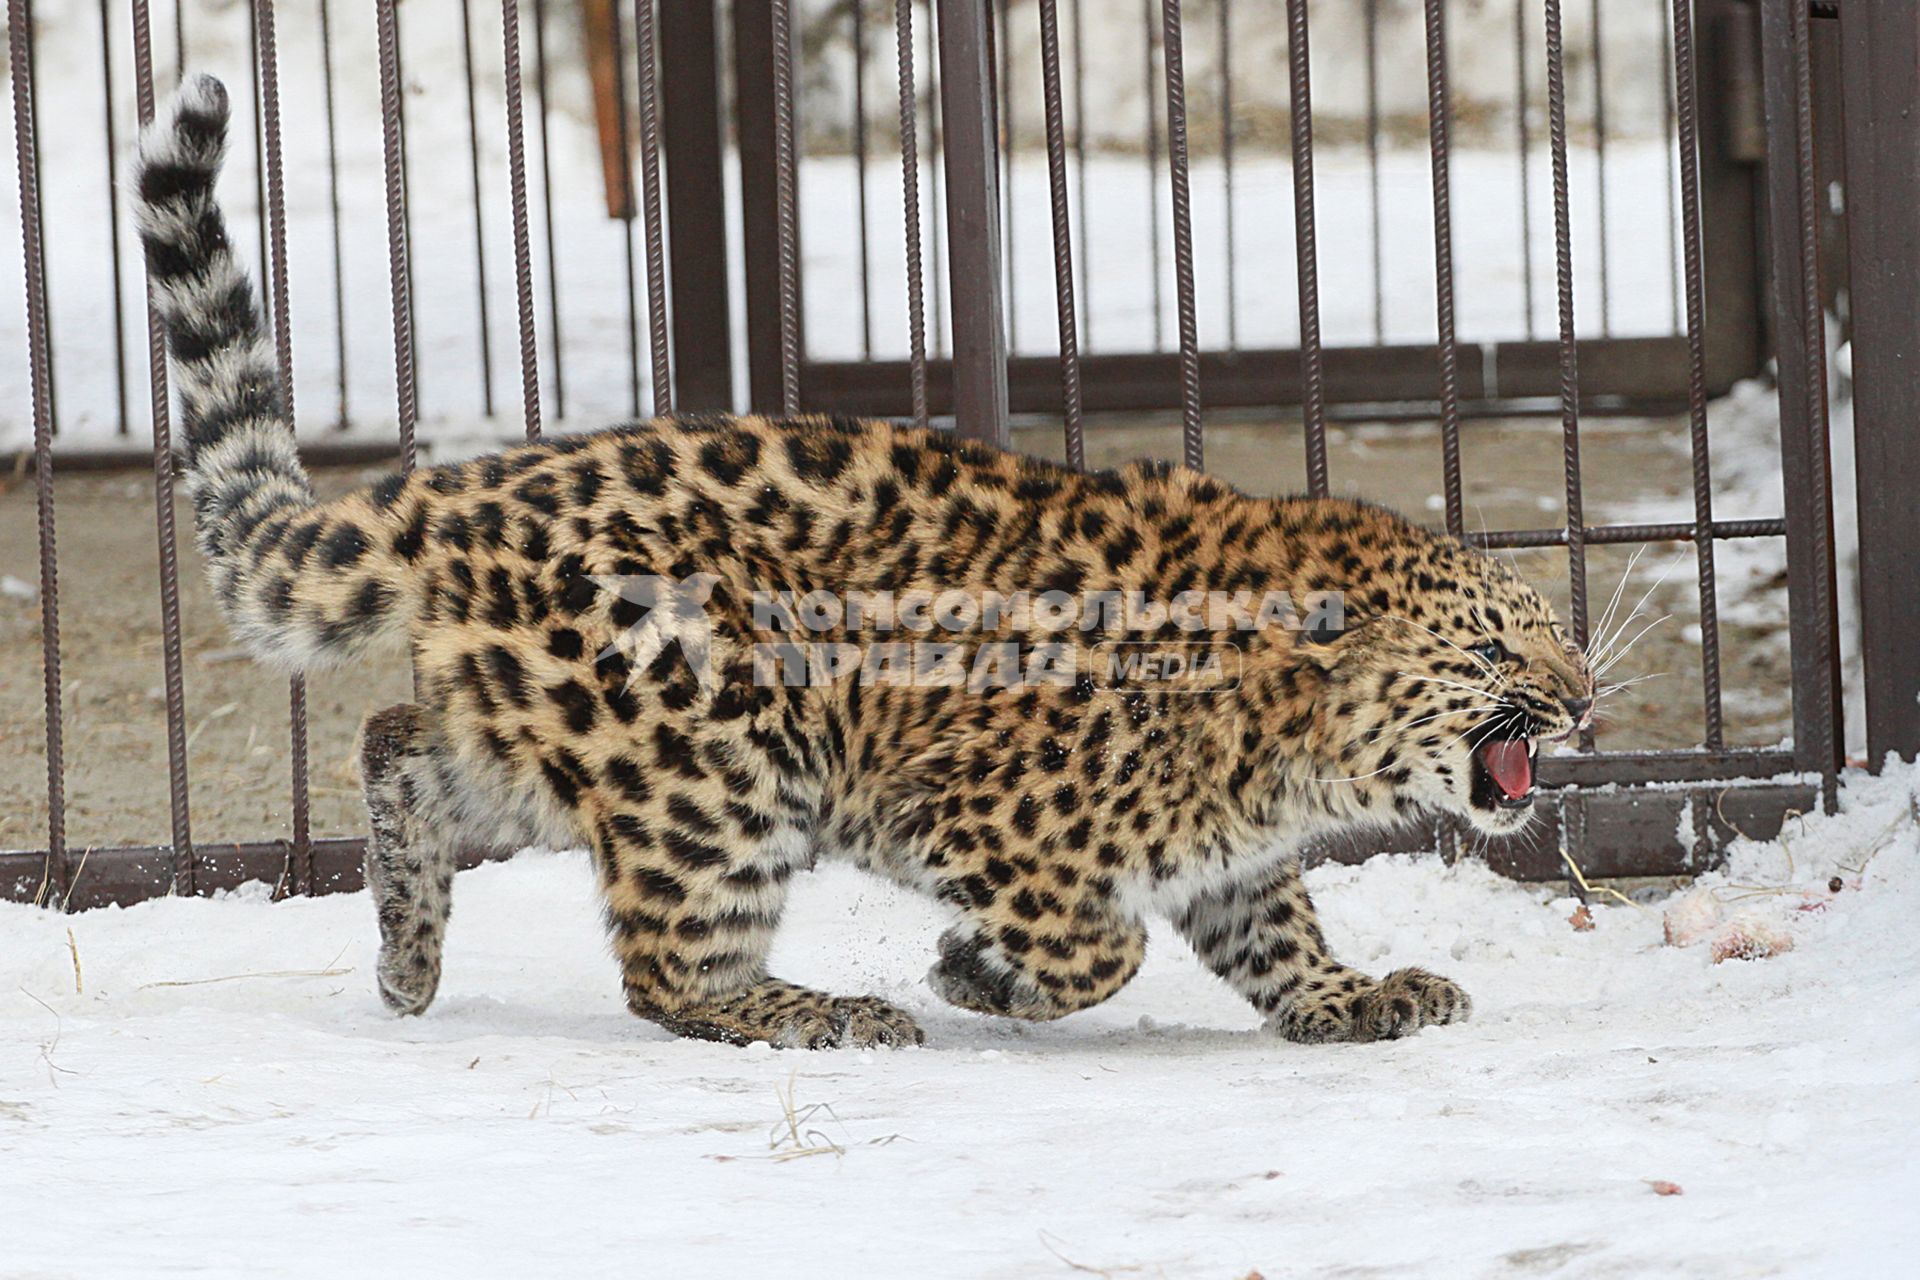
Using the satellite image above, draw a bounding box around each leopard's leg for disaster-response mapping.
[594,753,921,1049]
[1172,858,1470,1042]
[359,703,470,1016]
[928,894,1148,1022]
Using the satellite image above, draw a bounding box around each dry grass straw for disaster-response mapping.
[138,942,353,991]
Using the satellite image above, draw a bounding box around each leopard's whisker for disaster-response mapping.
[1405,672,1507,701]
[1589,544,1647,664]
[1309,720,1484,785]
[1596,672,1666,698]
[1400,704,1509,732]
[1590,552,1688,671]
[1594,614,1673,680]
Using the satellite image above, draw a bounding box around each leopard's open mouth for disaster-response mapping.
[1468,730,1540,812]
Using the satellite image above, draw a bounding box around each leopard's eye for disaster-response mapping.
[1303,619,1345,645]
[1467,640,1506,666]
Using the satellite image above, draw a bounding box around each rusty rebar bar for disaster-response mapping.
[132,0,195,896]
[635,0,673,415]
[12,0,67,906]
[1037,0,1083,463]
[1424,0,1463,537]
[503,0,543,439]
[1160,0,1201,466]
[895,0,928,429]
[772,0,802,415]
[1285,0,1327,496]
[1671,0,1723,748]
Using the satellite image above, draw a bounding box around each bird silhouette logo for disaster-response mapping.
[589,572,722,694]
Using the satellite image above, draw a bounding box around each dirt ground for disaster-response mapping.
[0,413,1792,854]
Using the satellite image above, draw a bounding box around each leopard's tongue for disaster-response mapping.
[1478,739,1534,798]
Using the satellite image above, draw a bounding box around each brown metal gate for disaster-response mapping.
[3,0,1914,911]
[728,0,1773,422]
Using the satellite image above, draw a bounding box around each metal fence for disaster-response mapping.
[748,0,1773,420]
[3,0,1915,911]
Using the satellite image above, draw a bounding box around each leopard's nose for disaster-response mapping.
[1560,694,1593,725]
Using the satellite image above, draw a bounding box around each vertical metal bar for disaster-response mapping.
[634,0,672,415]
[24,0,50,437]
[895,0,929,430]
[1068,0,1089,348]
[1589,0,1611,335]
[248,9,270,321]
[97,0,130,436]
[1670,0,1723,749]
[1759,0,1840,798]
[1515,0,1535,339]
[1836,0,1920,767]
[1544,0,1591,658]
[609,0,643,417]
[996,0,1016,352]
[1140,0,1164,351]
[375,0,418,466]
[1695,0,1763,392]
[853,0,874,358]
[253,0,310,895]
[927,0,947,357]
[771,0,802,414]
[937,0,1010,444]
[1285,0,1327,496]
[132,0,195,896]
[736,0,785,413]
[659,0,734,410]
[503,0,544,438]
[319,0,349,429]
[394,18,420,419]
[1364,0,1384,343]
[1219,0,1237,350]
[174,0,185,83]
[459,0,496,418]
[1160,0,1200,467]
[1423,0,1462,538]
[1658,0,1681,334]
[533,0,565,422]
[1038,0,1082,464]
[10,0,67,905]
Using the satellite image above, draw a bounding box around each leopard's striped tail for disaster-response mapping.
[134,75,415,670]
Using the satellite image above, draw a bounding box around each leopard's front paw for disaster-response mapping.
[771,995,926,1050]
[1272,966,1470,1043]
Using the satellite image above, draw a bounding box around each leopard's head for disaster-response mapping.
[1277,505,1595,837]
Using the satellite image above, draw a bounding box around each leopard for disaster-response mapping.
[135,76,1594,1050]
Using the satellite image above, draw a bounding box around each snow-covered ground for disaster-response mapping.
[4,763,1915,1277]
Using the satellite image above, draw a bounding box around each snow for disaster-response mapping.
[4,764,1917,1277]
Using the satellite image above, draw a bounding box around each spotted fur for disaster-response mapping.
[137,78,1593,1049]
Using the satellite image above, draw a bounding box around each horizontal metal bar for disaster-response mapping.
[0,839,514,913]
[4,439,407,476]
[1471,517,1787,549]
[801,336,1698,417]
[1535,748,1798,786]
[1313,778,1813,880]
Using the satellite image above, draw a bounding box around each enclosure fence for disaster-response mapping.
[4,0,1916,910]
